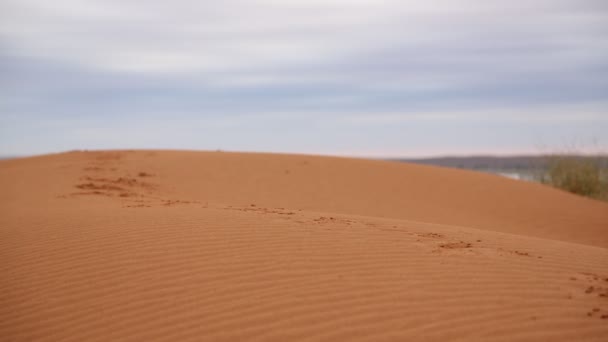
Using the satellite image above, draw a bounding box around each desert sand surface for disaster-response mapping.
[1,150,607,341]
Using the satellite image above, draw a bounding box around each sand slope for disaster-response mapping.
[1,150,607,341]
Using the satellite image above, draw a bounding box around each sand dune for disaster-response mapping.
[1,150,607,341]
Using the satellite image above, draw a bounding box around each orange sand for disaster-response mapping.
[1,150,607,341]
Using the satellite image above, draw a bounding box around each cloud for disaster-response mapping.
[3,0,607,73]
[0,0,607,155]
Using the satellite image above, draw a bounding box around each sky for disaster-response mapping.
[1,0,607,157]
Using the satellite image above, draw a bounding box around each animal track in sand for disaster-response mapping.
[313,216,357,225]
[568,272,608,319]
[75,182,127,192]
[60,152,166,206]
[439,241,473,249]
[161,199,199,206]
[65,191,114,197]
[585,306,608,319]
[494,248,541,259]
[125,204,152,208]
[82,176,156,190]
[578,272,608,298]
[225,205,298,216]
[417,232,444,239]
[72,176,155,198]
[221,207,366,229]
[586,285,608,298]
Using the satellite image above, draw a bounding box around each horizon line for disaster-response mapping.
[2,148,607,161]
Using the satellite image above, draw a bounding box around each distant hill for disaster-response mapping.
[396,155,607,172]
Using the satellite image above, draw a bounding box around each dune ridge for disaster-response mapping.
[1,150,607,341]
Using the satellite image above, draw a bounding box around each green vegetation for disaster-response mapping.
[539,155,608,201]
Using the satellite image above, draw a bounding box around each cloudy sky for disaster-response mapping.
[1,0,607,157]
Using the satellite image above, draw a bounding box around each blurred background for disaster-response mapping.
[1,0,607,158]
